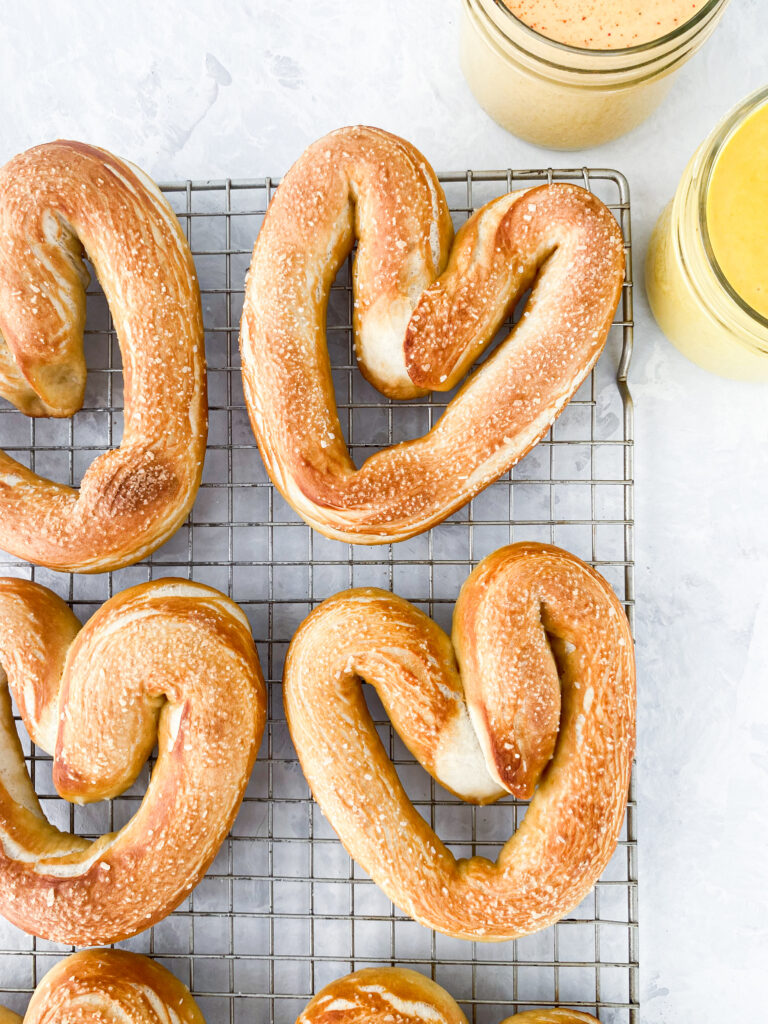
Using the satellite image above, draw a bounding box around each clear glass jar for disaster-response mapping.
[459,0,730,149]
[646,86,768,381]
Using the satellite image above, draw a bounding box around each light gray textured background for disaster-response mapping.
[0,1,766,1020]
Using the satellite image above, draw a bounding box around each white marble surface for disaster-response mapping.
[1,0,767,1019]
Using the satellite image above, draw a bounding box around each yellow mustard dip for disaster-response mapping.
[706,101,768,320]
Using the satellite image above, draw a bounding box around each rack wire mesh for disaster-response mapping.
[0,167,636,1022]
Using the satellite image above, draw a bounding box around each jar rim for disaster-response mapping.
[697,84,768,331]
[487,0,728,58]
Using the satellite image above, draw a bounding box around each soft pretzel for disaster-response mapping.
[0,955,597,1023]
[0,578,265,945]
[3,950,204,1023]
[284,542,635,940]
[0,141,207,572]
[240,126,624,544]
[301,968,599,1024]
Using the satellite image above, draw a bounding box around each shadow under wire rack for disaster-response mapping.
[0,167,637,1023]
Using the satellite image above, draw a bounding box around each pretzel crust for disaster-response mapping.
[0,579,265,945]
[284,543,635,940]
[240,126,624,543]
[0,141,207,572]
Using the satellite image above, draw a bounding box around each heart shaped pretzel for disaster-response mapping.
[0,141,207,572]
[240,126,624,543]
[0,578,265,945]
[2,953,597,1023]
[284,543,635,941]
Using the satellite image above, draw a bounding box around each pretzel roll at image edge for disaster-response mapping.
[1,956,599,1023]
[0,578,265,945]
[0,140,207,572]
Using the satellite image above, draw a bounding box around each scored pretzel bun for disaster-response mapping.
[1,954,597,1023]
[0,579,265,946]
[18,950,204,1024]
[240,125,624,544]
[0,141,207,572]
[284,542,635,941]
[302,968,599,1024]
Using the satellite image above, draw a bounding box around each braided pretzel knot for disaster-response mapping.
[0,955,597,1024]
[240,126,625,543]
[285,543,635,940]
[0,579,265,945]
[0,141,207,572]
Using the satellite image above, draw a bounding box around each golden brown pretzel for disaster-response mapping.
[2,950,204,1023]
[0,578,265,945]
[240,126,624,544]
[284,542,635,941]
[0,956,596,1023]
[0,141,207,572]
[301,968,599,1024]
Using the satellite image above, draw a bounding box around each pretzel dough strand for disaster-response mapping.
[241,126,624,543]
[284,543,635,941]
[0,578,265,945]
[0,141,207,571]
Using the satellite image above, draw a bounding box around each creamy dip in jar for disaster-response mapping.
[505,1,709,49]
[460,0,730,148]
[646,87,768,380]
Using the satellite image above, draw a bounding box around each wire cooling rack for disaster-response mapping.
[0,167,636,1022]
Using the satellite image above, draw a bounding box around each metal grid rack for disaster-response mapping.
[0,167,637,1022]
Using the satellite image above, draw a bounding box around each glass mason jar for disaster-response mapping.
[459,0,730,149]
[646,86,768,381]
